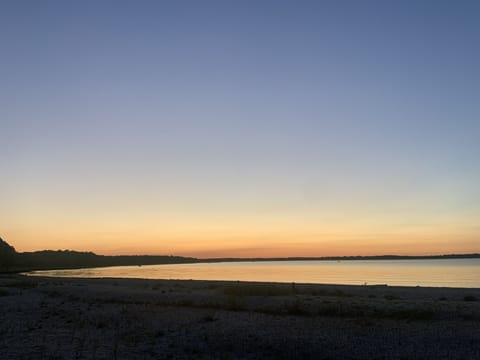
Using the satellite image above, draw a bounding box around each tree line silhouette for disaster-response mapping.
[0,237,196,272]
[0,237,16,271]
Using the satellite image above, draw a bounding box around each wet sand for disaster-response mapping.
[1,274,479,359]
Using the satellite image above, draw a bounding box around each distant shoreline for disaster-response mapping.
[197,253,480,263]
[5,253,480,275]
[2,235,479,275]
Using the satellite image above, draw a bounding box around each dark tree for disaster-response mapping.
[0,237,17,272]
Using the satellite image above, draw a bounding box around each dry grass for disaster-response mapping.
[223,284,295,297]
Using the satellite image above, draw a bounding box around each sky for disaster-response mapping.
[1,1,479,257]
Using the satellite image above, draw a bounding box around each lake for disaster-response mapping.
[27,258,480,288]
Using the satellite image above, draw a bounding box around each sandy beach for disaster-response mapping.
[1,274,479,359]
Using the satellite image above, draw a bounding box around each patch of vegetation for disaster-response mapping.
[4,280,37,288]
[308,289,329,296]
[224,294,245,311]
[178,299,193,306]
[284,298,307,315]
[317,304,364,318]
[200,314,217,322]
[317,304,344,317]
[333,289,353,297]
[223,284,294,297]
[386,308,434,320]
[46,290,62,298]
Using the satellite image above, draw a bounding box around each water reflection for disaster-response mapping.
[28,259,480,288]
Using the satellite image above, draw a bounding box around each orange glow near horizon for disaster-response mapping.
[3,212,479,258]
[3,156,479,259]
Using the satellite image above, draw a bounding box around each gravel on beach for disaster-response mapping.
[1,275,479,359]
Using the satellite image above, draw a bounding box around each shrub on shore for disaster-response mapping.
[0,237,17,272]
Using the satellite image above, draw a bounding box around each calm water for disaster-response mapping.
[27,259,480,288]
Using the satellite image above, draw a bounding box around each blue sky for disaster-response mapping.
[1,1,479,256]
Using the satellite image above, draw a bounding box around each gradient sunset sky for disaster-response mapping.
[1,1,479,257]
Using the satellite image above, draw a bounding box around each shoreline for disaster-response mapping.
[23,273,480,291]
[14,273,480,299]
[1,274,479,359]
[5,253,480,275]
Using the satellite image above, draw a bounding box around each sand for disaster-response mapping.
[1,274,479,359]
